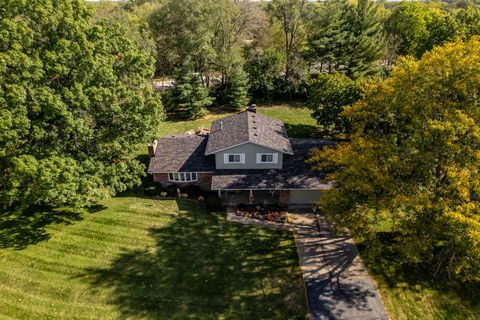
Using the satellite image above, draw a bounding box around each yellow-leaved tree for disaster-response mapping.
[310,37,480,281]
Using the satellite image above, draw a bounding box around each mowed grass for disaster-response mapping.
[0,198,308,319]
[356,220,480,320]
[157,102,319,138]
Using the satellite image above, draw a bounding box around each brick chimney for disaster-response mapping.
[246,104,257,113]
[147,140,158,157]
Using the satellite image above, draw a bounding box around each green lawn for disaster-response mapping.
[0,197,308,319]
[157,102,319,138]
[357,230,480,320]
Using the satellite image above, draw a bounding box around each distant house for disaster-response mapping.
[147,106,333,206]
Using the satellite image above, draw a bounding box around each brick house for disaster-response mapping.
[147,106,333,206]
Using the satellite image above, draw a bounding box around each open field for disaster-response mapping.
[0,198,308,319]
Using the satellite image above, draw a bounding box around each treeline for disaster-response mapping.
[93,0,480,122]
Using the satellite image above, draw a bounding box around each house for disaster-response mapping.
[147,106,333,206]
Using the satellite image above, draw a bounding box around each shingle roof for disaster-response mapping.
[205,111,294,155]
[211,139,334,190]
[147,135,215,173]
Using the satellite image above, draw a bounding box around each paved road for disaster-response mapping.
[291,214,389,320]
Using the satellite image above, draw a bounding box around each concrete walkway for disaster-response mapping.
[227,212,389,320]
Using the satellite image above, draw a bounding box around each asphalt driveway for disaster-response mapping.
[291,214,389,320]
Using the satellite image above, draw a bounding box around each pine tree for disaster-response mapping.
[224,66,250,111]
[346,0,386,79]
[172,59,213,120]
[307,0,352,73]
[307,0,385,79]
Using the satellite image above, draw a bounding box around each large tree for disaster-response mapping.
[171,59,213,119]
[310,38,480,281]
[268,0,308,88]
[149,0,214,77]
[150,0,257,86]
[306,73,361,135]
[385,2,458,59]
[0,0,163,209]
[307,0,386,79]
[345,0,386,78]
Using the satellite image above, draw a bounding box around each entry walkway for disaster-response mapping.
[227,212,389,320]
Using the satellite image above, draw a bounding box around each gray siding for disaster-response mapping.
[288,190,322,205]
[214,143,284,169]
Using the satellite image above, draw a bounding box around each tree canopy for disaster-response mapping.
[0,0,163,209]
[306,73,361,135]
[310,38,480,281]
[307,0,386,79]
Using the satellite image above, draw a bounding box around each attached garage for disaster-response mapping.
[288,190,322,205]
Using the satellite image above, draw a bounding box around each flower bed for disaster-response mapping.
[235,204,288,223]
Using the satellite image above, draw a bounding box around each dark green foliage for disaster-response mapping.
[307,0,352,73]
[143,182,163,196]
[183,185,202,199]
[307,0,386,79]
[346,0,386,78]
[165,185,178,197]
[0,0,163,210]
[245,49,284,101]
[205,194,223,210]
[171,59,213,119]
[306,73,361,134]
[224,66,250,110]
[212,65,250,110]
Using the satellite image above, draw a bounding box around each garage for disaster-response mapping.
[288,190,322,205]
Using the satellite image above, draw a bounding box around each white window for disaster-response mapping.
[224,153,245,164]
[256,153,278,164]
[168,172,198,182]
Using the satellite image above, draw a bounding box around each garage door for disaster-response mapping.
[288,190,322,205]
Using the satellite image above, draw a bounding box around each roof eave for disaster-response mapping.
[205,141,294,156]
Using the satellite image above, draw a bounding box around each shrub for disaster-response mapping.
[144,182,162,196]
[206,194,222,210]
[184,185,203,199]
[165,185,178,197]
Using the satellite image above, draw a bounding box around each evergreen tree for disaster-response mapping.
[224,65,250,111]
[307,0,352,73]
[346,0,386,79]
[307,0,385,79]
[172,60,213,120]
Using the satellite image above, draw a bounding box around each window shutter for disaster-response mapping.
[240,153,246,164]
[273,153,278,164]
[256,153,261,164]
[224,154,229,164]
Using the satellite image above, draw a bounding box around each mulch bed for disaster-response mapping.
[236,204,288,223]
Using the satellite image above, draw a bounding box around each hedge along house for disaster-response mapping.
[147,106,333,207]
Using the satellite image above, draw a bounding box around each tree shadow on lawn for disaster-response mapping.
[358,234,480,315]
[0,205,90,250]
[284,123,321,139]
[82,200,309,319]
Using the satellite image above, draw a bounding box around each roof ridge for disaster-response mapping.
[247,111,253,141]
